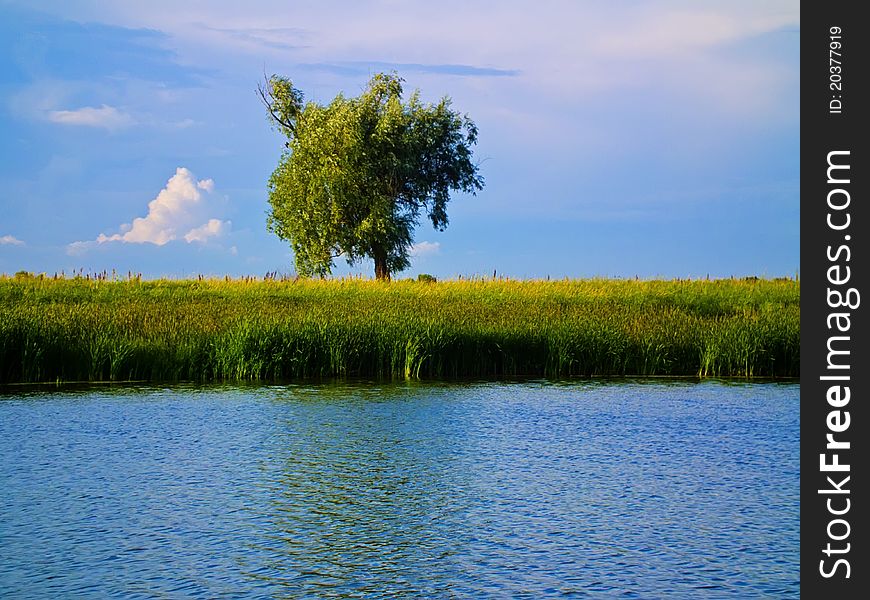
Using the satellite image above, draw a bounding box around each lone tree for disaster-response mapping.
[260,72,484,280]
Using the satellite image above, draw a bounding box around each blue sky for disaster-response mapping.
[0,1,799,279]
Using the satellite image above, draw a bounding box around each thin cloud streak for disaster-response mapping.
[296,61,519,78]
[195,24,311,51]
[48,104,136,131]
[410,241,440,257]
[0,235,25,246]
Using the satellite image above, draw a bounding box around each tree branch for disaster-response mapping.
[258,75,297,136]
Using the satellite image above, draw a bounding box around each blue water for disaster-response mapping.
[0,381,799,598]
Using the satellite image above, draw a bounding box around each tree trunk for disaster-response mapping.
[373,246,390,281]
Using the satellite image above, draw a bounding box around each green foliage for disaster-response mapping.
[262,72,484,280]
[417,273,437,283]
[0,276,799,383]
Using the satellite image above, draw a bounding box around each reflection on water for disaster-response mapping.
[0,381,799,597]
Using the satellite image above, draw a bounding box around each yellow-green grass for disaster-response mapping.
[0,275,799,383]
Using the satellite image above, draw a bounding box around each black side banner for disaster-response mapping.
[802,3,868,597]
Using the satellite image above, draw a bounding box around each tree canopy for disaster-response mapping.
[261,72,484,280]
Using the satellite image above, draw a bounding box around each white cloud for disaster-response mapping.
[410,241,440,257]
[37,2,798,126]
[184,218,228,243]
[48,104,136,131]
[0,235,25,246]
[69,167,229,253]
[42,3,796,72]
[66,241,92,256]
[78,2,792,137]
[591,9,795,58]
[172,118,196,129]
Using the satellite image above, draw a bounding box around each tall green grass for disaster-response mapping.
[0,275,799,383]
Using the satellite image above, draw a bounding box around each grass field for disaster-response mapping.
[0,275,799,383]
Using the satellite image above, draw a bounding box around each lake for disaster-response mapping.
[0,381,799,598]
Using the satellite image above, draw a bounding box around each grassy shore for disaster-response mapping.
[0,275,799,383]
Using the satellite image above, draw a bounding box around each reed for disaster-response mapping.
[0,275,799,383]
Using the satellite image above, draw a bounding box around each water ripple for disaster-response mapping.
[0,381,799,598]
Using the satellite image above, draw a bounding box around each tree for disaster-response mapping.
[260,72,484,280]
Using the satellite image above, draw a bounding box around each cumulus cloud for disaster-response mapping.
[69,167,229,254]
[0,235,25,246]
[48,104,136,131]
[184,218,228,243]
[410,241,440,257]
